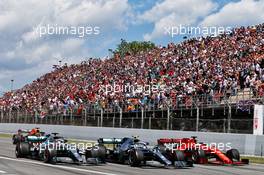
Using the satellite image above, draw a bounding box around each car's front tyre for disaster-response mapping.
[128,149,144,167]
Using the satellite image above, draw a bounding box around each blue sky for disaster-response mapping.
[0,0,263,94]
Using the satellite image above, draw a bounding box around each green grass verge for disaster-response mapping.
[241,156,264,164]
[0,133,12,138]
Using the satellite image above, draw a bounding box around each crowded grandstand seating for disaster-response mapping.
[0,23,264,115]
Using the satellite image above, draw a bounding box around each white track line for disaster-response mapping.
[0,156,118,175]
[0,170,6,173]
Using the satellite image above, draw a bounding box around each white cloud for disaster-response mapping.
[22,30,40,43]
[201,0,264,27]
[0,0,130,33]
[0,0,131,91]
[139,0,218,40]
[52,0,130,30]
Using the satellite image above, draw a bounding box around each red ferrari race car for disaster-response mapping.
[157,136,249,165]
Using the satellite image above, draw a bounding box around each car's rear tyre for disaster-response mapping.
[226,149,240,161]
[43,148,57,163]
[16,142,29,158]
[97,145,106,159]
[192,149,206,163]
[86,145,107,163]
[85,145,106,164]
[128,149,144,167]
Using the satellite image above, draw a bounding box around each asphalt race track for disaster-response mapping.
[0,137,264,175]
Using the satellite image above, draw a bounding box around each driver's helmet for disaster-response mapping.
[132,135,140,142]
[56,139,64,144]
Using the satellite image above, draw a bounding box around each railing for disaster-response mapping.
[0,89,260,134]
[0,105,254,134]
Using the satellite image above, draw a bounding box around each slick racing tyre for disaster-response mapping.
[192,149,206,163]
[43,148,57,163]
[97,145,107,159]
[87,145,106,158]
[128,149,144,167]
[226,149,240,161]
[15,142,29,158]
[86,145,107,163]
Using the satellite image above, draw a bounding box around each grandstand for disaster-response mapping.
[0,23,264,134]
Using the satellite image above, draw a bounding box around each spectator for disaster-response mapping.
[0,23,263,114]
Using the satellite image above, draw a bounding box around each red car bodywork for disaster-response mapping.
[157,137,249,165]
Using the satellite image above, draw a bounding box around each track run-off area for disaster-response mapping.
[0,137,264,175]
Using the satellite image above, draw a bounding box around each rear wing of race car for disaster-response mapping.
[158,138,182,144]
[98,138,123,150]
[158,138,195,144]
[17,130,30,135]
[27,136,48,143]
[18,129,45,136]
[98,138,123,144]
[21,129,30,133]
